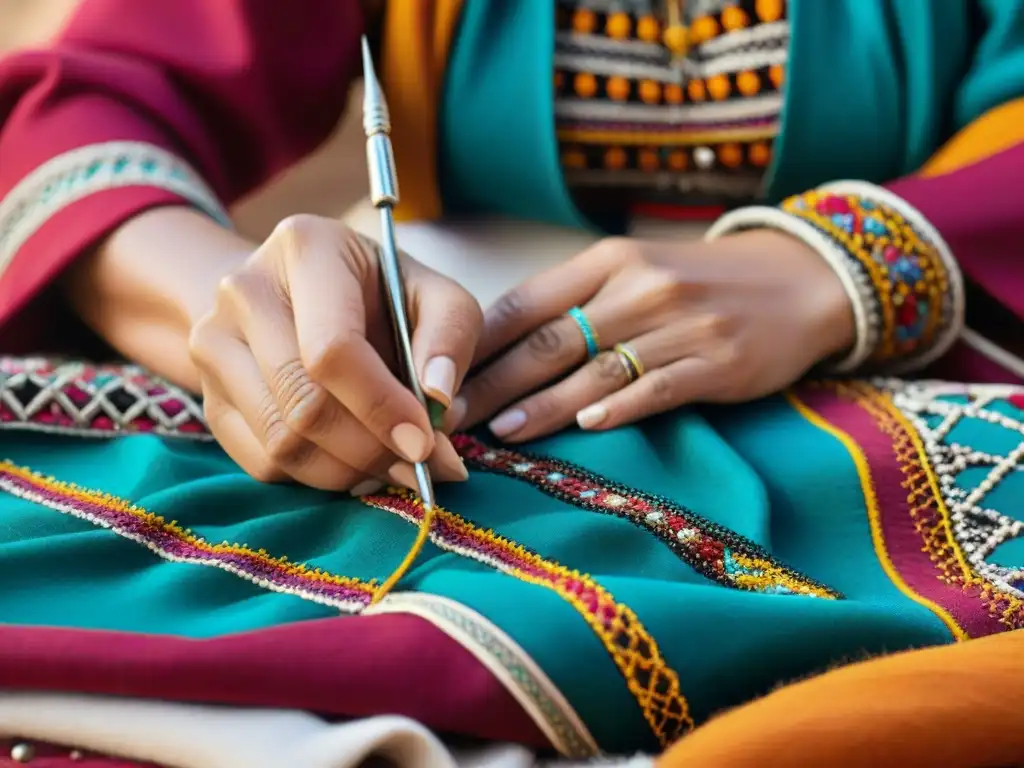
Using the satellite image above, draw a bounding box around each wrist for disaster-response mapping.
[62,206,255,390]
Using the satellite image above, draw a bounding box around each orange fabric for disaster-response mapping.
[656,630,1024,768]
[380,0,463,222]
[919,97,1024,178]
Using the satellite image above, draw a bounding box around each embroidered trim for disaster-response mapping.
[362,488,694,747]
[0,461,376,612]
[367,593,600,759]
[824,381,1024,632]
[0,142,231,272]
[708,182,964,373]
[0,449,686,748]
[454,435,840,599]
[883,380,1024,600]
[0,358,212,440]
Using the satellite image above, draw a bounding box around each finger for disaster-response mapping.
[577,356,718,431]
[196,331,364,491]
[386,431,469,493]
[407,265,484,408]
[475,243,620,363]
[488,331,682,442]
[277,219,436,463]
[202,388,288,485]
[457,312,591,432]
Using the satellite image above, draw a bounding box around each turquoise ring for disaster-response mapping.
[567,306,600,359]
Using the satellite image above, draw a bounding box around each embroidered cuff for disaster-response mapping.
[0,141,231,274]
[705,180,965,373]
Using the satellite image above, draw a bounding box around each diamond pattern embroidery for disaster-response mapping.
[884,380,1024,598]
[0,357,212,440]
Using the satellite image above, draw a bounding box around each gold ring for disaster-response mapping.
[613,343,644,383]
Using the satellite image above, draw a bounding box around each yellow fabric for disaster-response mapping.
[380,0,463,222]
[919,96,1024,178]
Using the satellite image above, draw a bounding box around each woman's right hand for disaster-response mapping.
[187,214,482,494]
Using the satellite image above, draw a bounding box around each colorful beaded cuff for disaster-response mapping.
[705,181,964,373]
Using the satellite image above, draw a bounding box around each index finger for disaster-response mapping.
[282,220,435,465]
[474,243,617,364]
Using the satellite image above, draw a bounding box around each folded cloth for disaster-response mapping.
[656,630,1024,768]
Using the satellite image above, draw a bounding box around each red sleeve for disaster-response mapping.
[0,0,364,352]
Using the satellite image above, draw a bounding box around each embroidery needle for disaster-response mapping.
[359,36,436,512]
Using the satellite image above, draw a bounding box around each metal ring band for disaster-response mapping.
[613,343,644,383]
[567,306,601,359]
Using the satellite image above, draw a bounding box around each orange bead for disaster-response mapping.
[604,147,628,170]
[663,24,689,55]
[606,12,632,39]
[769,64,785,89]
[707,74,731,101]
[638,149,660,172]
[718,143,743,168]
[574,72,598,98]
[721,6,749,31]
[756,0,784,23]
[638,79,662,104]
[687,78,707,101]
[562,147,588,170]
[606,76,631,101]
[689,16,719,44]
[664,83,684,104]
[736,70,761,96]
[636,15,661,42]
[667,150,688,171]
[748,142,772,167]
[572,8,597,34]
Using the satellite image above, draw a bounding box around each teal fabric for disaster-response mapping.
[0,391,968,754]
[440,0,1024,223]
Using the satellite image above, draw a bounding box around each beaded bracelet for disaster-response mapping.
[705,181,964,373]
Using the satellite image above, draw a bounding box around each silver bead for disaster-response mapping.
[11,742,36,763]
[69,750,85,761]
[693,146,716,169]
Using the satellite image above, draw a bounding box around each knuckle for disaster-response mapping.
[187,317,218,371]
[646,369,677,408]
[215,269,266,315]
[490,290,527,325]
[695,312,737,341]
[594,236,643,264]
[271,213,324,251]
[525,322,569,360]
[301,333,359,382]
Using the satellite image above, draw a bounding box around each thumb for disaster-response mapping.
[408,267,484,416]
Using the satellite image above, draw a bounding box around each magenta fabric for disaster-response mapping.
[0,0,364,347]
[0,615,548,748]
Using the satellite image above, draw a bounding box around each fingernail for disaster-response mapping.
[432,433,469,481]
[391,423,430,463]
[446,396,468,432]
[349,479,384,497]
[422,356,457,408]
[489,408,527,438]
[576,403,608,429]
[388,461,419,490]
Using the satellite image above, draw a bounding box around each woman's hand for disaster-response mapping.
[453,230,854,442]
[188,215,482,493]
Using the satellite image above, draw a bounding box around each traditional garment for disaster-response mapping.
[1,0,1024,765]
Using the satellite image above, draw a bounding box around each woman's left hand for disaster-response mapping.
[451,229,855,442]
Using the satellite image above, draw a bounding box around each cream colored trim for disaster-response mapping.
[0,141,230,274]
[367,592,600,759]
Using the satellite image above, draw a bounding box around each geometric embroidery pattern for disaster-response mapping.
[882,380,1024,602]
[824,380,1024,633]
[0,357,210,439]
